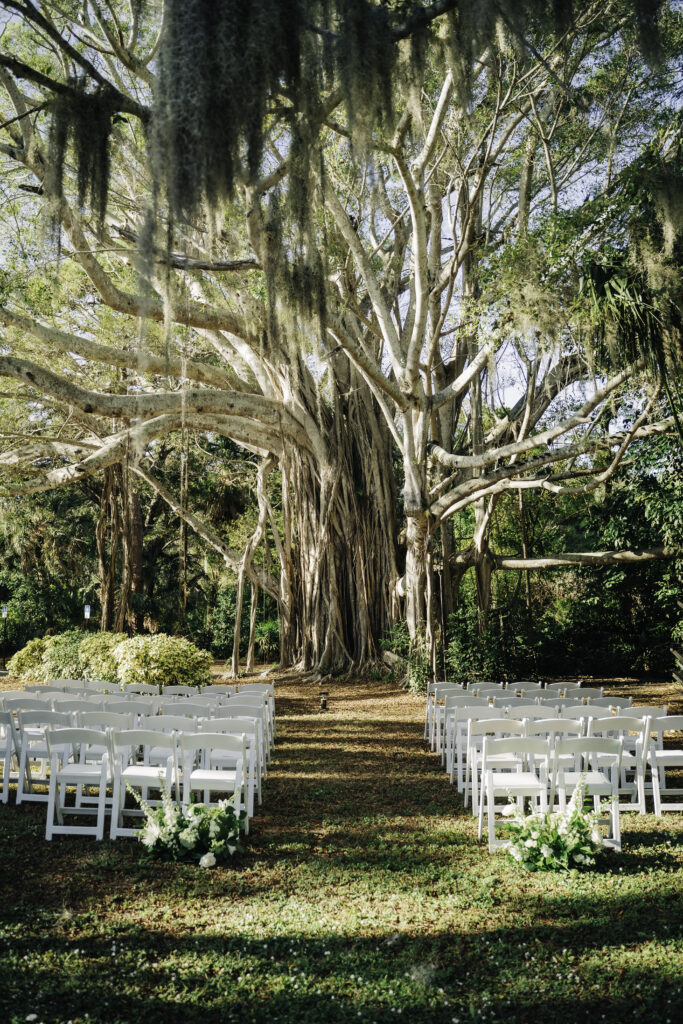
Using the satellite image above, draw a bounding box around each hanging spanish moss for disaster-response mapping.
[46,78,118,228]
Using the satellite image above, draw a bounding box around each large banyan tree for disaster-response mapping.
[0,1,680,673]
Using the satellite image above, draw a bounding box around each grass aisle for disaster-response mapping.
[0,676,682,1024]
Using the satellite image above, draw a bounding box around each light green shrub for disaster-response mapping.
[79,631,128,683]
[40,629,87,681]
[113,634,212,690]
[6,635,48,680]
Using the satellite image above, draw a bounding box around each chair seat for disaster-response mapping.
[189,768,238,788]
[58,762,112,783]
[120,764,177,787]
[562,769,612,792]
[486,769,546,794]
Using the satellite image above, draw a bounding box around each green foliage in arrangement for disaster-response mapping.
[78,631,128,684]
[113,634,213,690]
[131,784,245,867]
[501,780,607,872]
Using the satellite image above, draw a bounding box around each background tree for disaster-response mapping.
[0,0,680,675]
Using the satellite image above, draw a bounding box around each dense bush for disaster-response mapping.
[8,630,213,688]
[40,629,88,681]
[6,635,48,679]
[78,631,128,683]
[113,634,213,689]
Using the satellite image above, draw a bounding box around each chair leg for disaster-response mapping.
[45,768,58,841]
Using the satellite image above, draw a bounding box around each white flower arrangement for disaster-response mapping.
[128,781,244,867]
[500,777,609,871]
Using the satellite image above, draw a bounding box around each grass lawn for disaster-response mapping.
[0,674,681,1024]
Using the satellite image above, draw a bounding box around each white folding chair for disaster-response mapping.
[44,727,112,840]
[549,737,623,850]
[220,701,271,763]
[179,732,248,830]
[587,715,648,813]
[424,681,462,742]
[465,717,525,815]
[109,728,179,840]
[445,702,495,788]
[479,736,551,851]
[0,710,20,803]
[203,716,261,816]
[646,715,683,816]
[238,683,276,738]
[439,693,488,763]
[15,709,73,805]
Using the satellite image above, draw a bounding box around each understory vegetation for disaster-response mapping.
[1,675,681,1024]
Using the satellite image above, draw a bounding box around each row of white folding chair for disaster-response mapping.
[446,704,665,800]
[12,704,267,812]
[429,685,614,756]
[479,735,623,852]
[42,725,248,841]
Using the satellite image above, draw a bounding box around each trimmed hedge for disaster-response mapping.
[7,631,212,689]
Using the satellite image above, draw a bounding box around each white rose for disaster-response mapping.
[524,839,537,848]
[540,844,553,859]
[199,852,216,868]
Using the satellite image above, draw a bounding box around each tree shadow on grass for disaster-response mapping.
[0,898,680,1024]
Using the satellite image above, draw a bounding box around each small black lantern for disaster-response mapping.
[319,690,328,710]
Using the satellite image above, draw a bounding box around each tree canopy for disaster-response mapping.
[0,0,681,675]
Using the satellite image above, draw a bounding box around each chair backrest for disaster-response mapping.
[53,698,105,714]
[482,735,550,764]
[4,696,52,713]
[52,678,85,687]
[238,683,275,696]
[122,683,160,695]
[587,715,647,739]
[162,685,199,696]
[444,694,488,709]
[81,680,114,693]
[545,682,579,694]
[45,727,110,762]
[558,705,590,721]
[200,683,237,695]
[524,718,582,739]
[468,685,501,698]
[468,717,525,742]
[217,703,265,723]
[139,714,200,732]
[586,696,632,708]
[0,690,30,705]
[180,731,246,760]
[110,727,178,763]
[18,709,73,731]
[453,705,506,724]
[204,716,259,740]
[630,705,668,718]
[490,696,528,708]
[77,711,135,731]
[505,705,552,721]
[576,686,604,699]
[506,682,543,695]
[554,736,623,771]
[534,698,562,710]
[224,692,267,707]
[24,684,60,694]
[103,699,156,717]
[645,714,683,740]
